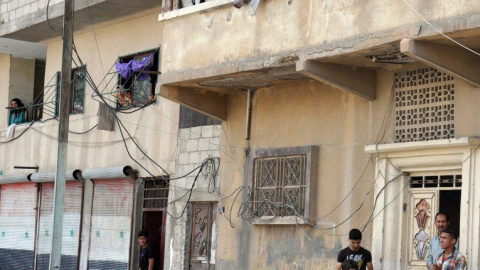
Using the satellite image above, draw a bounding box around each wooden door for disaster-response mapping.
[189,203,217,270]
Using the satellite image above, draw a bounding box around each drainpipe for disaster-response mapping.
[245,89,254,140]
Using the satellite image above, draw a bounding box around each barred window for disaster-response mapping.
[394,67,455,143]
[143,178,169,209]
[249,146,316,225]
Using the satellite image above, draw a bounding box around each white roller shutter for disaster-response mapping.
[0,182,38,269]
[88,179,133,270]
[35,181,83,269]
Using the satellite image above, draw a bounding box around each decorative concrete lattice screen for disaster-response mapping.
[394,67,455,143]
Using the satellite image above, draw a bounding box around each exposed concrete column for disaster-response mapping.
[129,178,145,270]
[296,59,377,101]
[400,38,480,87]
[159,86,227,121]
[79,180,94,270]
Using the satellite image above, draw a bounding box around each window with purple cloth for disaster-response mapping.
[115,49,159,108]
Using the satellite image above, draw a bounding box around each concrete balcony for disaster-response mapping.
[157,0,480,120]
[0,0,161,42]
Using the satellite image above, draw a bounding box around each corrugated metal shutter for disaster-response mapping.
[88,179,133,270]
[0,182,37,269]
[36,181,83,269]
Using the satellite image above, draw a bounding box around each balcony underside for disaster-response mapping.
[159,28,480,121]
[3,0,161,42]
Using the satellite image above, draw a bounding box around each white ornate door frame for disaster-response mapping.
[365,137,480,270]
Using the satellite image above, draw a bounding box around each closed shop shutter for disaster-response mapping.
[36,181,83,270]
[88,179,133,270]
[0,182,38,269]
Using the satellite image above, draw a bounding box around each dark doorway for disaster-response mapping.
[143,211,166,270]
[439,190,461,236]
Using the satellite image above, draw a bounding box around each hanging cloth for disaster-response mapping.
[132,54,153,81]
[115,61,132,79]
[6,124,16,140]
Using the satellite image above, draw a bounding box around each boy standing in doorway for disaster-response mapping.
[138,230,155,270]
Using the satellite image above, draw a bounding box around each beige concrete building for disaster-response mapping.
[0,1,187,269]
[1,0,480,270]
[157,1,480,270]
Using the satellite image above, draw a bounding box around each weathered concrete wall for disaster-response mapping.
[215,82,382,269]
[9,57,35,107]
[0,0,49,23]
[0,53,11,128]
[0,0,105,34]
[0,10,180,177]
[208,63,480,269]
[164,125,222,270]
[160,0,480,73]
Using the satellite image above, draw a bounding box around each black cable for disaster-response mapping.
[68,124,98,134]
[46,0,62,32]
[0,118,57,144]
[42,3,222,221]
[361,172,407,232]
[70,43,171,177]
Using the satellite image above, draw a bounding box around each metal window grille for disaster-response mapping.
[143,178,169,209]
[252,155,307,218]
[71,67,86,114]
[394,67,455,143]
[410,175,462,189]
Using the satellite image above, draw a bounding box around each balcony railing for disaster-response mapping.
[6,73,59,126]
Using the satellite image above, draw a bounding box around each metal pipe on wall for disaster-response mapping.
[245,89,254,140]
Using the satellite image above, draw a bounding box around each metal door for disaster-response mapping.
[87,179,134,270]
[35,181,83,269]
[0,182,37,269]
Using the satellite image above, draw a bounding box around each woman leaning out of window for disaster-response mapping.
[8,98,28,125]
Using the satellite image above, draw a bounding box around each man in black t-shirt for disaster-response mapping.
[335,229,373,270]
[138,230,155,270]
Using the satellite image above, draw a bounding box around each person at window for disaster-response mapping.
[342,259,359,270]
[427,212,459,269]
[430,227,465,270]
[116,86,133,107]
[138,230,154,270]
[8,98,28,125]
[335,229,373,270]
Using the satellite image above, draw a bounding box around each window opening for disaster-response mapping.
[394,67,455,143]
[116,49,159,109]
[409,175,462,189]
[6,72,59,125]
[143,178,169,210]
[6,58,45,126]
[70,66,86,114]
[252,154,307,218]
[90,48,160,110]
